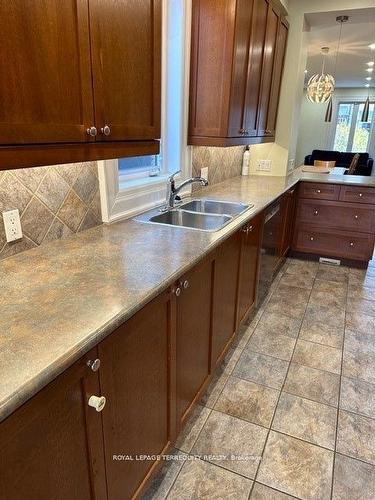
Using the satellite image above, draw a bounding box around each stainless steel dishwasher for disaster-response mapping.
[258,201,283,304]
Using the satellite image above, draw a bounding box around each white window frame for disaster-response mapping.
[98,0,193,223]
[328,95,375,158]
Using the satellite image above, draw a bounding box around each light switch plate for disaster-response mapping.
[201,166,209,180]
[3,209,23,242]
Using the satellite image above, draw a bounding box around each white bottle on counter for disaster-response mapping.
[242,146,250,176]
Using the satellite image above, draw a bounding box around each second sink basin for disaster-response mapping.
[149,210,232,231]
[180,199,251,216]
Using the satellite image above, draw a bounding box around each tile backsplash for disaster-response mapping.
[0,162,102,260]
[192,146,245,188]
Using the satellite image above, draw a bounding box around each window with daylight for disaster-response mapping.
[333,101,375,153]
[98,0,192,222]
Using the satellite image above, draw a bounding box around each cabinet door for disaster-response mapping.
[89,0,161,141]
[0,349,106,500]
[212,232,241,367]
[280,188,296,258]
[98,290,175,500]
[237,214,262,326]
[176,257,214,428]
[243,0,268,137]
[257,1,279,137]
[0,1,94,145]
[266,18,288,136]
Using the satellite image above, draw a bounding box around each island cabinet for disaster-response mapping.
[188,0,288,146]
[293,183,375,262]
[0,348,107,500]
[0,0,161,170]
[237,212,263,326]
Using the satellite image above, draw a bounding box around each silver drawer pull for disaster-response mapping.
[174,287,181,297]
[315,189,321,194]
[354,215,359,220]
[314,210,319,215]
[359,193,363,197]
[310,236,314,241]
[88,395,106,412]
[87,359,101,372]
[182,280,189,289]
[350,242,355,247]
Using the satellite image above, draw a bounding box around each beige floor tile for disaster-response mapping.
[309,289,346,309]
[343,344,375,385]
[313,279,347,296]
[251,483,295,499]
[279,272,315,289]
[284,260,319,277]
[346,311,375,334]
[332,453,375,500]
[349,298,375,318]
[257,431,334,500]
[272,393,337,449]
[175,405,211,453]
[265,298,307,321]
[340,376,375,419]
[247,327,296,361]
[256,311,302,338]
[304,303,345,329]
[337,410,375,465]
[349,274,375,289]
[142,449,186,500]
[345,329,375,357]
[284,363,340,406]
[293,339,342,375]
[168,458,252,500]
[299,318,344,348]
[347,284,375,302]
[191,410,267,478]
[316,265,349,284]
[272,284,311,303]
[200,368,229,409]
[233,349,289,390]
[215,376,279,427]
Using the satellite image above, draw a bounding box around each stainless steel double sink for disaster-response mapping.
[141,199,253,232]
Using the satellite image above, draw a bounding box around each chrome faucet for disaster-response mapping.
[163,170,208,210]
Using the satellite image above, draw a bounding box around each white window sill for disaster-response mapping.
[118,174,168,192]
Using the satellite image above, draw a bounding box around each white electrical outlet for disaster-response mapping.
[3,209,23,242]
[200,166,209,180]
[288,159,295,171]
[256,160,272,171]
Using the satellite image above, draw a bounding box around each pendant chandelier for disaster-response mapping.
[307,47,335,103]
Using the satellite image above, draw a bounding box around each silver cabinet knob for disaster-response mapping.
[354,215,359,220]
[350,242,354,247]
[88,395,106,412]
[175,287,181,297]
[316,189,321,194]
[310,236,314,241]
[100,125,111,136]
[87,358,101,372]
[314,210,319,215]
[248,225,253,232]
[183,280,189,290]
[359,193,363,197]
[86,126,97,137]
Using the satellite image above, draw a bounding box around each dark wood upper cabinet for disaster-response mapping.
[98,289,176,500]
[211,231,241,367]
[0,348,107,500]
[89,0,161,141]
[0,0,94,145]
[0,0,161,169]
[188,0,288,147]
[176,256,214,429]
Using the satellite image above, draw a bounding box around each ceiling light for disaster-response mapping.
[367,61,375,66]
[367,68,374,73]
[369,44,375,50]
[366,77,372,81]
[365,83,370,87]
[306,47,335,103]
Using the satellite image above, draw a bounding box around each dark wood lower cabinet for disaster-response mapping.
[176,256,214,428]
[211,231,241,367]
[0,348,107,500]
[237,214,262,326]
[98,290,176,500]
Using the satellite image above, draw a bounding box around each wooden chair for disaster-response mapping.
[314,160,336,168]
[347,153,360,175]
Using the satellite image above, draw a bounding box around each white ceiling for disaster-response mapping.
[304,8,375,88]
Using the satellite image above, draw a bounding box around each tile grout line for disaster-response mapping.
[247,263,319,499]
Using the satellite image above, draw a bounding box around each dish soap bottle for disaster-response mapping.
[241,146,250,176]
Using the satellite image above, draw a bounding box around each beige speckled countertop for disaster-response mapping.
[1,169,375,422]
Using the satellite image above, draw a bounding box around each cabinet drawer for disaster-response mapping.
[294,224,374,261]
[299,182,340,201]
[339,185,375,205]
[296,199,375,233]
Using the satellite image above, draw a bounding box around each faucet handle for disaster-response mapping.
[168,170,181,182]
